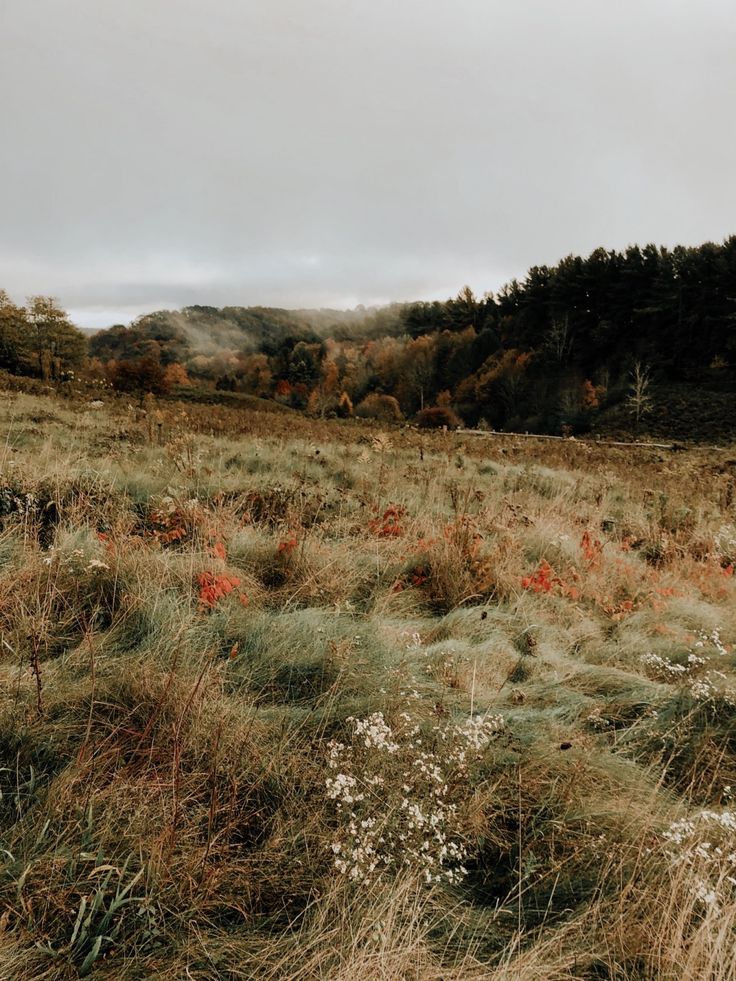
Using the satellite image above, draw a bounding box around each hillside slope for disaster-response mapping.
[0,391,735,977]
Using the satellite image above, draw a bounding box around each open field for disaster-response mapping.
[0,391,736,979]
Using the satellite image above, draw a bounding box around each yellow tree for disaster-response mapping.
[240,353,272,396]
[308,359,341,417]
[399,335,436,412]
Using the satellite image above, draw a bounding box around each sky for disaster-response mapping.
[1,0,735,329]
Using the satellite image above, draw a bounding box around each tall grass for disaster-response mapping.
[0,389,734,977]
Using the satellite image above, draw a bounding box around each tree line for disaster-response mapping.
[2,236,735,433]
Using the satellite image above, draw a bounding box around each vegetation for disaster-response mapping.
[0,385,735,977]
[79,236,736,438]
[0,292,86,380]
[3,235,736,439]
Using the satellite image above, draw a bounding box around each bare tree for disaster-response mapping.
[546,313,572,364]
[626,361,653,433]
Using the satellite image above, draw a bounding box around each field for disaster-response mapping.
[1,391,736,979]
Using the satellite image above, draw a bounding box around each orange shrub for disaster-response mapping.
[197,571,242,609]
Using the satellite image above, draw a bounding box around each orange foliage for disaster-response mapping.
[580,530,603,567]
[208,540,227,561]
[197,571,242,609]
[162,362,190,389]
[521,560,580,600]
[522,560,558,593]
[369,506,406,537]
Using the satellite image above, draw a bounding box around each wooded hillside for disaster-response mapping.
[4,237,736,438]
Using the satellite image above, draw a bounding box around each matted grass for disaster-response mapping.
[0,389,735,977]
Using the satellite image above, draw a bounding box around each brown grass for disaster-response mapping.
[0,388,734,977]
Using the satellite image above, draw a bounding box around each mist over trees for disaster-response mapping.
[3,236,736,435]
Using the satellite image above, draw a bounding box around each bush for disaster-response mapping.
[354,393,403,423]
[416,406,462,429]
[107,355,168,394]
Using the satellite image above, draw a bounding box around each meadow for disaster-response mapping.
[0,390,735,979]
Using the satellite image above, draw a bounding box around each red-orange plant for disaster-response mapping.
[581,530,603,567]
[393,563,431,592]
[149,506,189,545]
[522,560,558,593]
[96,531,116,555]
[208,540,227,561]
[600,598,634,620]
[522,560,580,600]
[369,506,406,537]
[197,571,242,609]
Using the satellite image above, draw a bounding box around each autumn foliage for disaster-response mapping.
[196,571,242,609]
[368,505,406,537]
[522,560,560,594]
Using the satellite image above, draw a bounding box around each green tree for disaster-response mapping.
[287,341,323,388]
[25,296,86,379]
[445,286,481,332]
[0,290,30,373]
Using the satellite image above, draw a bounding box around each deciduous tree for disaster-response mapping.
[25,296,86,379]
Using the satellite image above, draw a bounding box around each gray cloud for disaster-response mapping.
[2,0,735,327]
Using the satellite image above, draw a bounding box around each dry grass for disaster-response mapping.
[0,388,735,978]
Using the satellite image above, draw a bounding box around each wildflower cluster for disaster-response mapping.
[42,545,110,575]
[696,627,729,658]
[326,710,503,885]
[688,672,736,705]
[641,630,729,678]
[640,628,735,703]
[661,809,736,911]
[426,649,466,688]
[715,524,736,568]
[640,652,699,681]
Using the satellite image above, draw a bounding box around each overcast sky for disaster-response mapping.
[1,0,735,328]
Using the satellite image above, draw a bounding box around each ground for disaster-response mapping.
[0,390,735,979]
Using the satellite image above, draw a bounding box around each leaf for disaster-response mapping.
[87,865,121,879]
[79,935,104,976]
[70,897,87,948]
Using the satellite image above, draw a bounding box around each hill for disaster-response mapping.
[86,237,736,441]
[3,236,736,440]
